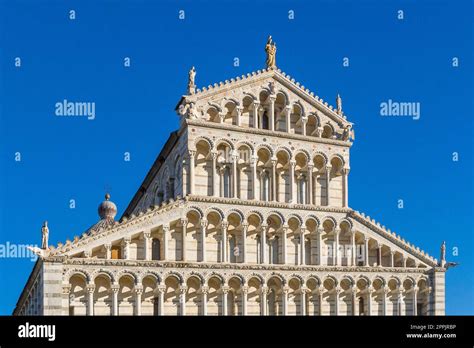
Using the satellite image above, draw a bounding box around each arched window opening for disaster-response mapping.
[262,112,269,130]
[152,238,161,260]
[222,166,231,198]
[297,175,307,204]
[271,236,279,264]
[261,171,270,201]
[359,297,365,315]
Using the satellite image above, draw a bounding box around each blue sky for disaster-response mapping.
[0,0,472,314]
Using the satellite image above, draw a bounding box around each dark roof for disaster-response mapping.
[121,130,180,219]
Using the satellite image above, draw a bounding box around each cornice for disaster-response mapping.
[186,119,353,148]
[186,195,352,213]
[60,258,432,274]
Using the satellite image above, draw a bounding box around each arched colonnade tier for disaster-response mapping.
[188,137,348,206]
[64,270,432,316]
[76,214,428,269]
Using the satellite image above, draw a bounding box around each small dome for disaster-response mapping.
[98,193,117,220]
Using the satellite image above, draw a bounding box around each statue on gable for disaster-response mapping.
[336,94,342,115]
[265,36,277,69]
[188,66,196,95]
[41,221,49,249]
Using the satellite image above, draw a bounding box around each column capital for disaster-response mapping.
[300,286,309,294]
[342,167,350,175]
[326,165,332,172]
[221,220,229,229]
[221,285,231,294]
[241,285,249,294]
[134,285,144,295]
[143,231,151,239]
[383,286,390,295]
[241,221,249,229]
[299,227,306,235]
[289,159,296,167]
[367,286,375,294]
[180,217,188,226]
[260,285,270,295]
[282,286,290,295]
[188,149,196,158]
[62,284,72,294]
[351,287,358,296]
[123,236,131,244]
[335,286,342,295]
[270,157,277,166]
[334,228,341,235]
[178,285,188,294]
[317,227,325,234]
[156,285,166,294]
[162,224,170,232]
[200,218,208,228]
[86,284,96,294]
[200,286,209,295]
[253,101,260,108]
[111,284,120,293]
[104,243,112,251]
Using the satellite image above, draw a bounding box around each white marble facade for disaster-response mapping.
[13,57,446,317]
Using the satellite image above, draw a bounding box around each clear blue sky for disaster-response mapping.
[0,0,472,315]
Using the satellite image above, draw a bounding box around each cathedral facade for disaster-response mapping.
[14,39,446,316]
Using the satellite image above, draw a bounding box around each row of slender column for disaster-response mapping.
[73,283,427,316]
[101,225,414,269]
[187,151,349,207]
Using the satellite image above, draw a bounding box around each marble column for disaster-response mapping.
[241,286,249,316]
[391,251,395,267]
[260,286,268,316]
[377,244,382,266]
[181,218,188,262]
[134,286,143,316]
[123,237,131,260]
[289,160,296,203]
[232,153,238,198]
[179,285,187,316]
[307,164,313,205]
[222,286,230,316]
[382,286,390,315]
[334,287,341,316]
[326,165,332,206]
[317,228,323,265]
[251,156,258,200]
[301,117,307,136]
[269,96,276,131]
[364,237,370,266]
[212,151,218,197]
[334,229,340,266]
[111,284,119,316]
[260,223,268,264]
[398,290,404,316]
[281,225,288,264]
[300,287,308,316]
[201,286,209,316]
[367,286,373,316]
[143,231,151,261]
[352,288,357,316]
[86,284,95,316]
[162,224,169,261]
[221,220,228,263]
[241,222,248,263]
[236,106,243,127]
[188,150,196,195]
[157,285,165,316]
[300,228,306,265]
[271,158,277,201]
[351,231,356,266]
[200,219,208,262]
[282,286,289,315]
[342,167,350,207]
[413,286,418,316]
[317,287,324,316]
[252,102,260,128]
[105,243,111,259]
